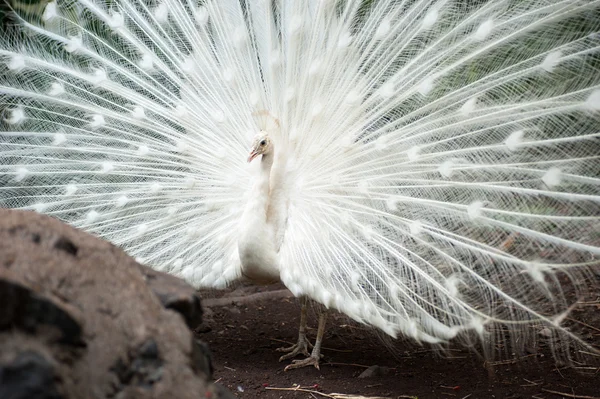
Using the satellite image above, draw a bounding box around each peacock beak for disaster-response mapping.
[247,150,259,163]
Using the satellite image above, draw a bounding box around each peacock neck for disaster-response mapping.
[253,153,274,215]
[237,149,280,285]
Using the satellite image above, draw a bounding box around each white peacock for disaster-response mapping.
[1,0,599,370]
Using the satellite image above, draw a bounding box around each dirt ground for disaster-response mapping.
[197,281,600,399]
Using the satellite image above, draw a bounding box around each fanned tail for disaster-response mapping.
[273,0,600,359]
[1,0,265,287]
[1,0,599,362]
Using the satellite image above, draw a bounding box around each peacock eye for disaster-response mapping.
[260,140,266,146]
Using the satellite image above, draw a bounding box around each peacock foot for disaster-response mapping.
[276,336,313,361]
[284,354,321,371]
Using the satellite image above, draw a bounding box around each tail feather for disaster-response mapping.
[1,0,599,361]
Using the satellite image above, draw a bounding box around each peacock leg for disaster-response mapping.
[277,296,312,360]
[284,310,328,371]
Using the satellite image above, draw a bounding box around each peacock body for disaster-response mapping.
[1,0,600,364]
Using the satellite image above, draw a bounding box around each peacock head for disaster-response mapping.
[247,132,273,163]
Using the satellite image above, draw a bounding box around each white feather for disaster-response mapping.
[1,0,599,363]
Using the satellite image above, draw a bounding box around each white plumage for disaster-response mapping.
[1,0,600,367]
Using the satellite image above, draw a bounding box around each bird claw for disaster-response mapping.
[284,355,321,371]
[277,339,311,361]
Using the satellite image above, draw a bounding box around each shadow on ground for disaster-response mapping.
[198,282,600,399]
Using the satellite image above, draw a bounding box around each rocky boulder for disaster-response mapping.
[0,209,232,399]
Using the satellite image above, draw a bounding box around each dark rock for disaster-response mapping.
[142,267,204,329]
[53,237,78,256]
[195,323,213,334]
[0,351,63,399]
[131,340,163,385]
[358,365,392,378]
[111,339,164,390]
[0,277,83,346]
[192,339,214,378]
[138,339,160,359]
[0,209,230,399]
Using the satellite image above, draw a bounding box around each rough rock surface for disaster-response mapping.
[0,209,233,399]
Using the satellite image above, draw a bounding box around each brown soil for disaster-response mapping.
[198,282,600,399]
